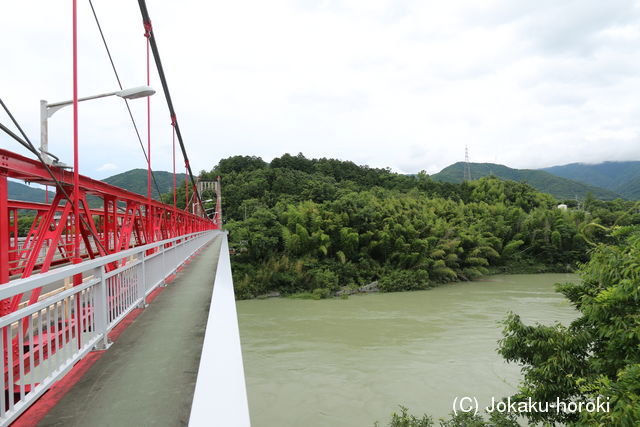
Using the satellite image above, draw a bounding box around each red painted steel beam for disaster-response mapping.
[8,199,105,216]
[1,149,186,211]
[0,173,9,286]
[0,148,216,289]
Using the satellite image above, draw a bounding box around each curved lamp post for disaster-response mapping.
[40,85,155,166]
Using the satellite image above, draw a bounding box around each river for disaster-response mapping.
[237,273,579,426]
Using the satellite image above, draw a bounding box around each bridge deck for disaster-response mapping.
[38,234,223,426]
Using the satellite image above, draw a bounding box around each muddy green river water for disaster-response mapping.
[237,273,579,426]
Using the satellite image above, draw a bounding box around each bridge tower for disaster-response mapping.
[197,178,216,196]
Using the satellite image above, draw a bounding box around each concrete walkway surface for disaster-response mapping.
[39,235,223,427]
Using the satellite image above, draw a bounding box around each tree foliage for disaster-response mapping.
[376,406,519,427]
[498,224,640,425]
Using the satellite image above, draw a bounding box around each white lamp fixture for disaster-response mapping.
[40,85,155,166]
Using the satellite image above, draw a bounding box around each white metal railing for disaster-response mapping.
[189,233,250,426]
[0,230,217,426]
[9,235,139,275]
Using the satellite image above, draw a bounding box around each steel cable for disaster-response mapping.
[136,0,207,216]
[87,0,167,204]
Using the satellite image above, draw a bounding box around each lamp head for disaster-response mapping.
[116,85,155,100]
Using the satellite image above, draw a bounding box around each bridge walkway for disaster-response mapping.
[37,234,223,426]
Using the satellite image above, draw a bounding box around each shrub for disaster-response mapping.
[378,269,430,292]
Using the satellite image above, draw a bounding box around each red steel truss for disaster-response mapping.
[0,148,218,316]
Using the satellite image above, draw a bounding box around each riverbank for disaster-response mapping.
[249,262,577,301]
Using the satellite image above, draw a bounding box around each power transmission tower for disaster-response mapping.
[464,145,472,181]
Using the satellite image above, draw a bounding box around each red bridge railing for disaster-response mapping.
[0,148,219,317]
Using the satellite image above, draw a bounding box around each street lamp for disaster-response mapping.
[205,207,218,220]
[201,199,215,214]
[40,85,156,166]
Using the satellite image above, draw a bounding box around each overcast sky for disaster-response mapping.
[1,0,639,179]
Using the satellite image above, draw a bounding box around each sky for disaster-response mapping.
[1,0,640,180]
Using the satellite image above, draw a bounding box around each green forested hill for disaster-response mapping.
[619,175,640,200]
[432,162,622,200]
[102,169,187,199]
[8,170,186,206]
[542,161,640,200]
[192,153,639,299]
[7,180,55,203]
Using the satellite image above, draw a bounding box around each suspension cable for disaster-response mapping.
[87,0,166,204]
[0,120,39,156]
[144,19,153,239]
[136,0,207,217]
[172,120,177,210]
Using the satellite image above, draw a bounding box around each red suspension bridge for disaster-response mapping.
[0,1,247,426]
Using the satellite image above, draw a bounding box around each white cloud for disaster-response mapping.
[1,0,639,179]
[97,163,119,172]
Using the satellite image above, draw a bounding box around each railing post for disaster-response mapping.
[0,173,9,288]
[160,243,167,287]
[138,251,148,308]
[94,266,112,350]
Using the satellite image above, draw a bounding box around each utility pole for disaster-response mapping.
[464,145,472,181]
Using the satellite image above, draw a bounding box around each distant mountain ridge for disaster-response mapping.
[8,169,187,204]
[542,161,640,200]
[102,169,187,199]
[432,162,623,200]
[7,180,55,204]
[9,161,637,204]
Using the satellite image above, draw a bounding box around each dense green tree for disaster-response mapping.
[498,224,640,425]
[12,214,36,237]
[376,406,519,427]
